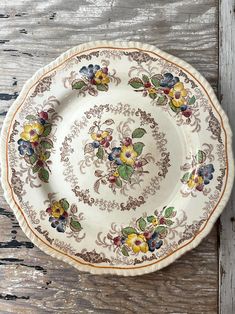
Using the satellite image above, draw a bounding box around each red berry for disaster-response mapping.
[100,139,106,145]
[182,109,192,117]
[37,160,44,167]
[46,207,52,214]
[108,176,116,183]
[39,111,48,120]
[63,211,68,218]
[104,141,110,148]
[90,78,96,85]
[144,82,151,88]
[143,231,152,240]
[135,160,142,168]
[160,217,165,224]
[123,137,132,146]
[31,141,39,148]
[102,67,108,74]
[106,135,113,141]
[163,88,170,94]
[113,236,122,246]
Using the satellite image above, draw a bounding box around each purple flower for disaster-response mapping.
[197,164,215,185]
[79,64,100,80]
[108,147,123,165]
[17,139,34,156]
[147,232,163,252]
[160,73,179,88]
[49,216,67,233]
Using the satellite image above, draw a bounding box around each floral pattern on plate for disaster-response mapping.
[129,72,197,124]
[107,206,176,256]
[84,118,151,194]
[71,62,121,96]
[180,146,215,197]
[17,110,54,183]
[46,198,82,233]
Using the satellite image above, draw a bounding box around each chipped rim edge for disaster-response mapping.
[0,40,234,276]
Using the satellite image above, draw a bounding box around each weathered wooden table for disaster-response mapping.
[0,1,234,313]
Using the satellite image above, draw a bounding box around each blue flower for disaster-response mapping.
[49,216,67,233]
[197,164,215,185]
[160,73,179,88]
[79,64,100,80]
[92,141,100,148]
[39,118,46,125]
[108,147,123,165]
[17,139,34,156]
[147,232,163,252]
[180,105,188,111]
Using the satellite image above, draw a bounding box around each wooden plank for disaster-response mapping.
[218,0,235,313]
[0,0,219,313]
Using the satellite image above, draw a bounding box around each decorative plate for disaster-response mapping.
[1,41,234,276]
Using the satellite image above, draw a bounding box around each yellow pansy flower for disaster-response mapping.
[91,130,109,141]
[120,145,137,166]
[148,87,157,94]
[20,122,44,142]
[152,217,159,226]
[113,170,119,177]
[51,201,65,218]
[187,175,204,189]
[126,234,148,253]
[94,70,110,85]
[169,82,188,107]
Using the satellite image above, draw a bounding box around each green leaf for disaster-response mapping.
[70,217,82,232]
[133,142,145,156]
[165,219,174,226]
[169,100,181,113]
[29,154,37,165]
[181,172,191,183]
[142,74,149,83]
[115,177,122,188]
[121,245,129,256]
[151,75,160,87]
[72,79,86,90]
[164,207,174,218]
[60,198,69,210]
[147,215,155,223]
[42,124,52,137]
[188,95,196,105]
[128,77,144,89]
[38,168,49,183]
[149,92,157,100]
[195,150,206,164]
[43,151,51,160]
[118,164,134,181]
[96,147,104,159]
[155,225,167,234]
[131,128,146,139]
[32,163,40,173]
[137,217,147,231]
[122,227,138,237]
[157,95,167,106]
[40,139,53,149]
[96,84,109,92]
[25,114,37,121]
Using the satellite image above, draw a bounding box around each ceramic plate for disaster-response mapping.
[1,41,234,276]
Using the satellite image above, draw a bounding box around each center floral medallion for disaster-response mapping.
[60,103,171,212]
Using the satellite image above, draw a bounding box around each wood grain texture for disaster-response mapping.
[218,0,235,313]
[0,0,219,313]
